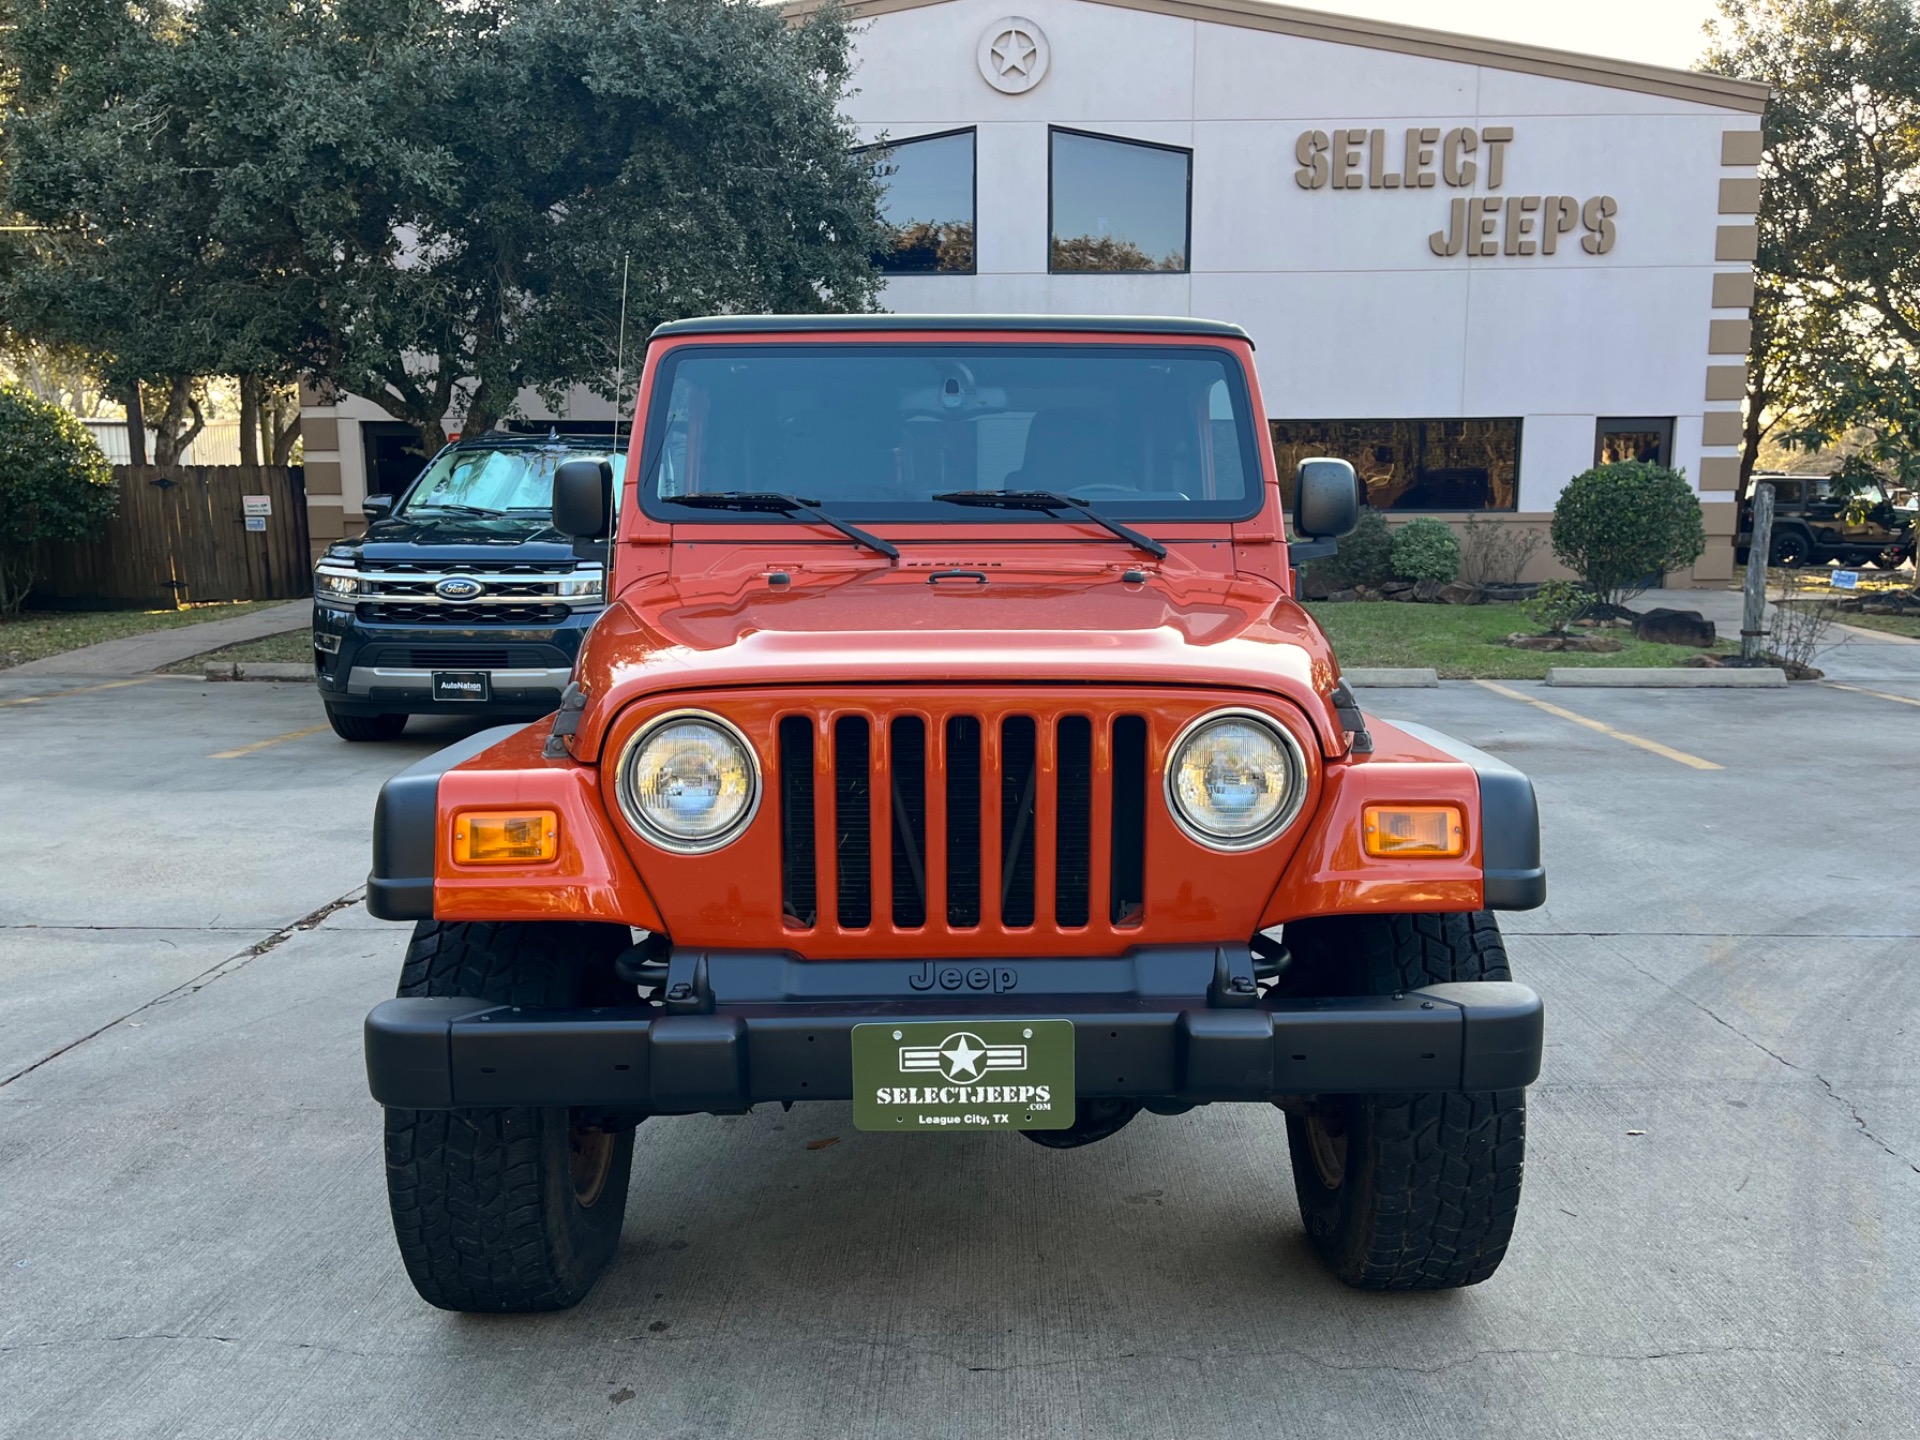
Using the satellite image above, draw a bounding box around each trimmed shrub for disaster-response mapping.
[1550,462,1706,606]
[1523,580,1590,635]
[1389,516,1462,583]
[1458,513,1543,584]
[1304,508,1394,591]
[0,383,118,615]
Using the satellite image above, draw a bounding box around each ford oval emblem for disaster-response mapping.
[435,577,483,600]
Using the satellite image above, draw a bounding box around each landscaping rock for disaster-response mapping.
[1632,607,1716,647]
[1507,633,1565,651]
[1325,588,1358,603]
[1381,581,1415,601]
[1298,569,1336,601]
[1559,635,1623,654]
[1351,585,1381,601]
[1411,579,1446,603]
[1439,581,1486,605]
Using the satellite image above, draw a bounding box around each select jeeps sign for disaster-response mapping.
[1293,125,1618,258]
[852,1020,1075,1132]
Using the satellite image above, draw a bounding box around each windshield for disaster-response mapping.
[401,445,627,516]
[637,344,1263,523]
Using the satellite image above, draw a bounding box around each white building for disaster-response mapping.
[301,0,1767,581]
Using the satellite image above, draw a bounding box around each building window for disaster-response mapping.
[1270,419,1522,511]
[1049,128,1191,274]
[860,129,976,274]
[1595,417,1674,467]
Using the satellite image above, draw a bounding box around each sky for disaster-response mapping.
[1310,0,1727,70]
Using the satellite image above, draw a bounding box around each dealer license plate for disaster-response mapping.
[852,1019,1074,1132]
[431,671,492,703]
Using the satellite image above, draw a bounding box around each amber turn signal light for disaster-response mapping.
[453,811,559,864]
[1363,805,1465,858]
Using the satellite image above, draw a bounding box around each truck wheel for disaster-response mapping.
[326,705,407,742]
[383,919,637,1312]
[1277,911,1526,1290]
[1769,531,1810,568]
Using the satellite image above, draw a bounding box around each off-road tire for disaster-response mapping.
[1769,530,1811,568]
[383,919,637,1312]
[326,705,407,742]
[1278,911,1526,1291]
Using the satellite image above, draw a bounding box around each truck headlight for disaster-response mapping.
[1165,710,1306,850]
[555,569,604,601]
[314,566,362,604]
[616,711,760,853]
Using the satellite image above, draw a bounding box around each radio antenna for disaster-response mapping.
[612,252,631,442]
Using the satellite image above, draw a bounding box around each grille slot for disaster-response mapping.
[779,717,817,929]
[999,716,1038,928]
[889,717,928,929]
[945,716,982,927]
[1110,715,1148,926]
[360,602,568,626]
[834,717,872,929]
[410,648,510,669]
[1055,716,1092,927]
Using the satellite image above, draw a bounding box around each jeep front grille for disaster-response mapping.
[777,705,1148,940]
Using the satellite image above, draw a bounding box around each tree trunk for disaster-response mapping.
[271,410,302,467]
[151,376,207,466]
[238,374,261,467]
[122,383,148,467]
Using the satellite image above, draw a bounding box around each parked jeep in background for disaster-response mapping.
[360,315,1546,1312]
[312,432,626,740]
[1736,472,1914,570]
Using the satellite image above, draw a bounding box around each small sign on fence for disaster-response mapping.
[244,516,268,533]
[1830,570,1860,590]
[242,494,273,518]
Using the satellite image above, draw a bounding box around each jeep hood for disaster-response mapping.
[568,560,1348,758]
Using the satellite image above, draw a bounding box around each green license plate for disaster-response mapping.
[852,1019,1075,1132]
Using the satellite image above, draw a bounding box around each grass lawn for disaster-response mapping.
[163,630,314,672]
[0,601,285,670]
[1306,601,1737,680]
[1834,611,1920,640]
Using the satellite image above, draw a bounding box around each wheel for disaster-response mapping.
[383,919,638,1311]
[1769,531,1811,568]
[1873,548,1910,571]
[326,705,407,741]
[1277,911,1526,1290]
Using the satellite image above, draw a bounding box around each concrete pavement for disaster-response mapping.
[3,600,310,679]
[1,676,1916,1439]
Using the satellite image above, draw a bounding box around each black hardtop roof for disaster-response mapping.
[650,313,1254,345]
[449,429,627,450]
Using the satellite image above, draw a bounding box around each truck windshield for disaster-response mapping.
[402,445,627,516]
[637,344,1263,524]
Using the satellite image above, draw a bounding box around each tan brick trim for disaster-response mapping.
[1709,318,1753,355]
[304,460,343,497]
[1700,500,1738,535]
[1715,225,1759,262]
[1706,365,1748,402]
[1698,457,1741,491]
[1718,177,1761,214]
[1721,129,1764,165]
[1711,271,1756,309]
[309,503,345,541]
[1702,410,1745,447]
[303,418,339,453]
[788,0,1772,112]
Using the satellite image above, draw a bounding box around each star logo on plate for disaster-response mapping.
[898,1031,1031,1084]
[977,17,1049,95]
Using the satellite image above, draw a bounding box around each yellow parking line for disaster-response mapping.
[211,723,332,759]
[1823,680,1920,709]
[0,676,166,709]
[1474,680,1724,771]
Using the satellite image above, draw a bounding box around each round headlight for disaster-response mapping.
[1165,710,1307,850]
[616,711,760,853]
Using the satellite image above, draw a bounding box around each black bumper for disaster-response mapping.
[365,947,1543,1114]
[367,724,527,920]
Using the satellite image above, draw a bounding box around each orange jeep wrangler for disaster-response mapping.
[363,315,1544,1311]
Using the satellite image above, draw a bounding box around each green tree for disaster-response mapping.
[1704,0,1920,517]
[1551,462,1707,607]
[0,380,117,613]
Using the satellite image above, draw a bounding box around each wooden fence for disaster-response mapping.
[35,466,312,608]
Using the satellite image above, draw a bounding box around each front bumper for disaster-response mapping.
[364,947,1543,1114]
[313,603,597,717]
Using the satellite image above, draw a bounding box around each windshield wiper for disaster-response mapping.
[665,492,899,561]
[411,503,500,516]
[931,490,1168,559]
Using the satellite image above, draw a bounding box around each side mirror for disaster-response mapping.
[362,493,393,521]
[553,459,612,539]
[1293,458,1361,540]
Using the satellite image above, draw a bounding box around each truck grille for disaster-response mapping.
[776,706,1148,939]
